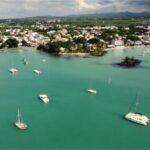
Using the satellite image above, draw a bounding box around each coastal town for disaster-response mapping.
[0,19,150,56]
[1,0,150,149]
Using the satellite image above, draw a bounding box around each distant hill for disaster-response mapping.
[0,11,150,22]
[68,12,150,19]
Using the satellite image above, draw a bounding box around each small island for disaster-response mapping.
[116,56,142,68]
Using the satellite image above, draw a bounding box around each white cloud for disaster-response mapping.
[77,0,100,11]
[0,0,149,18]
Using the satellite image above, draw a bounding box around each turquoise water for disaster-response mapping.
[0,47,150,149]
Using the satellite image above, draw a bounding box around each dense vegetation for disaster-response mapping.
[116,57,142,68]
[22,40,30,47]
[37,40,107,56]
[5,38,18,48]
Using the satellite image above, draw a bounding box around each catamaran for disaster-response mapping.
[39,94,49,103]
[9,68,18,74]
[125,113,149,126]
[87,89,97,94]
[125,93,149,126]
[34,70,41,75]
[15,109,28,130]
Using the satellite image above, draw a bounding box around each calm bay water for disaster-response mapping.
[0,47,150,149]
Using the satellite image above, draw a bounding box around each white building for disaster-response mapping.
[112,39,124,47]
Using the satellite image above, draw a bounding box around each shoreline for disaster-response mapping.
[58,52,90,57]
[0,45,149,56]
[0,46,36,51]
[105,45,150,51]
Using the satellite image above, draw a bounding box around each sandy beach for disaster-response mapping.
[0,46,37,51]
[105,45,150,51]
[59,52,90,57]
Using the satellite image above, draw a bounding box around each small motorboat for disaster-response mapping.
[34,70,41,75]
[87,89,97,94]
[9,68,18,74]
[23,58,29,65]
[39,94,49,103]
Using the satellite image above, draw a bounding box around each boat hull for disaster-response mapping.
[125,113,149,126]
[15,122,28,130]
[34,70,41,74]
[39,95,49,103]
[41,98,49,103]
[87,89,97,94]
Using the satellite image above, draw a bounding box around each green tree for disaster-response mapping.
[5,38,18,48]
[88,38,100,44]
[0,43,6,49]
[22,40,30,47]
[74,37,86,44]
[126,35,140,42]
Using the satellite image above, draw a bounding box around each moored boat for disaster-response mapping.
[125,112,149,126]
[125,93,149,126]
[87,89,97,94]
[15,109,28,130]
[9,68,18,74]
[34,69,41,74]
[23,58,28,65]
[39,94,49,103]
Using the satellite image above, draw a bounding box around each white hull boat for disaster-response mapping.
[87,89,97,94]
[9,68,18,74]
[125,113,149,126]
[15,109,28,130]
[15,122,28,130]
[39,94,49,103]
[23,58,28,65]
[125,93,149,126]
[34,70,41,75]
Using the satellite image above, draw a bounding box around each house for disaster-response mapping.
[126,40,135,46]
[111,39,124,47]
[134,41,142,46]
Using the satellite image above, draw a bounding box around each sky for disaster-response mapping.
[0,0,149,19]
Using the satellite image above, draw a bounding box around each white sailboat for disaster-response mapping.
[15,109,28,130]
[125,93,149,126]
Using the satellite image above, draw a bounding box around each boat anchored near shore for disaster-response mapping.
[15,109,28,130]
[39,94,49,103]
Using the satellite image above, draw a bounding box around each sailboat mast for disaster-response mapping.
[134,92,140,112]
[17,109,21,123]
